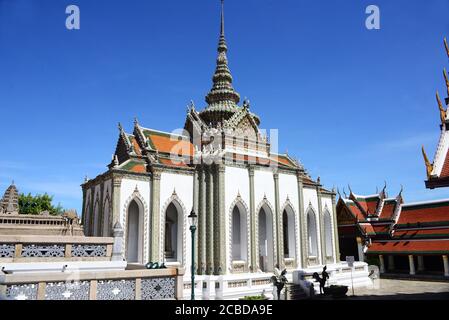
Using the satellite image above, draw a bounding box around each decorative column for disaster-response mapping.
[216,164,226,275]
[356,237,365,262]
[379,255,385,273]
[198,168,206,275]
[296,172,307,269]
[273,172,282,268]
[112,222,124,261]
[150,169,161,262]
[317,186,325,265]
[193,169,199,274]
[408,255,416,275]
[443,255,449,277]
[206,167,214,275]
[248,166,256,272]
[331,194,341,262]
[388,255,395,271]
[112,177,122,231]
[89,186,95,236]
[417,256,425,272]
[81,186,87,231]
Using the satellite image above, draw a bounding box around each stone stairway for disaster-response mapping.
[285,283,308,300]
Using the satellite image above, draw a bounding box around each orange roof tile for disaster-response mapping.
[367,240,449,254]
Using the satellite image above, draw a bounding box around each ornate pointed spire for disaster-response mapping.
[444,37,449,59]
[444,68,449,97]
[202,0,241,120]
[436,91,446,123]
[422,145,433,179]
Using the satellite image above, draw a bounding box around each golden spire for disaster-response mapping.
[444,68,449,97]
[436,91,446,123]
[421,146,433,179]
[444,37,449,58]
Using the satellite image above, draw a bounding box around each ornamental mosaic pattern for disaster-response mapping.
[141,277,175,300]
[71,244,107,257]
[0,244,15,258]
[21,244,65,257]
[45,281,90,300]
[6,284,38,300]
[97,279,135,300]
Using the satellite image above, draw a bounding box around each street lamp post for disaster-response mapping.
[188,209,198,300]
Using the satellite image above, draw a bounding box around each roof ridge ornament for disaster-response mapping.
[436,91,446,124]
[422,145,434,179]
[444,68,449,97]
[444,37,449,59]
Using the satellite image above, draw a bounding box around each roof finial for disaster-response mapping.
[436,91,446,123]
[422,145,433,179]
[444,37,449,58]
[203,0,240,113]
[444,68,449,97]
[220,0,225,38]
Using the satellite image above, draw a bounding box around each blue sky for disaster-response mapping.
[1,0,449,213]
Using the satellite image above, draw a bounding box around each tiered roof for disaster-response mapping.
[88,1,329,193]
[338,186,449,254]
[423,38,449,189]
[337,187,401,240]
[0,182,19,214]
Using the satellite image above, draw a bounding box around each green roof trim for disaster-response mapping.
[120,160,146,171]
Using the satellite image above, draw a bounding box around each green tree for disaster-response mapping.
[18,193,64,215]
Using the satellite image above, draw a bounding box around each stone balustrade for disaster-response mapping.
[0,267,185,300]
[0,235,114,262]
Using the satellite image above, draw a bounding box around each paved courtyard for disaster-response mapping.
[347,279,449,300]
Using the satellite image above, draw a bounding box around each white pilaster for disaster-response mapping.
[379,254,385,274]
[443,255,449,277]
[408,255,415,276]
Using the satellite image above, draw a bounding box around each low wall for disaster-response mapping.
[0,267,185,300]
[0,235,114,263]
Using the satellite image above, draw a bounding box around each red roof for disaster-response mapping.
[144,129,194,157]
[367,240,449,254]
[347,202,366,221]
[397,201,449,226]
[393,227,449,239]
[379,201,396,220]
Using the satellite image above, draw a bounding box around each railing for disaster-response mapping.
[0,235,114,262]
[0,267,185,300]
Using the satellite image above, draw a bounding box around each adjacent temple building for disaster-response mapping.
[337,39,449,279]
[81,1,349,298]
[0,182,83,236]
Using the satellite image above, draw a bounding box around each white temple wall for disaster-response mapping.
[102,179,112,236]
[321,196,337,263]
[279,173,301,267]
[160,172,193,273]
[224,166,251,273]
[302,187,322,264]
[83,188,92,234]
[120,178,151,264]
[253,169,275,207]
[93,184,102,236]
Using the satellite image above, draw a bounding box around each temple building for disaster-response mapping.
[81,1,354,299]
[336,39,449,279]
[336,186,402,262]
[0,182,83,236]
[422,38,449,189]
